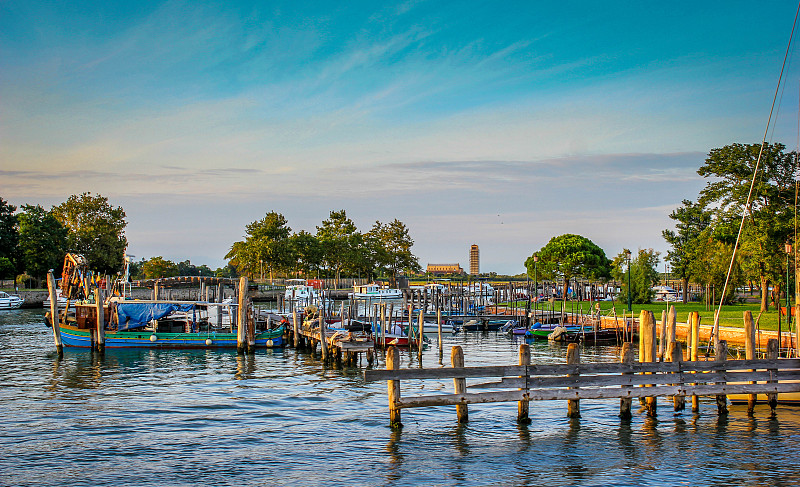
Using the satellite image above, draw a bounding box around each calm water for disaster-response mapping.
[1,308,798,486]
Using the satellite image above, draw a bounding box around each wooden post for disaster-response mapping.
[666,305,677,345]
[237,277,247,354]
[380,303,387,350]
[691,311,700,412]
[620,342,634,419]
[658,310,667,361]
[766,338,779,415]
[566,343,580,418]
[437,307,443,354]
[715,340,728,415]
[292,309,300,348]
[95,288,105,353]
[668,340,685,411]
[451,345,468,423]
[320,293,329,363]
[47,271,63,355]
[387,346,402,429]
[417,308,424,361]
[247,300,256,353]
[518,343,531,423]
[744,310,757,415]
[641,310,657,417]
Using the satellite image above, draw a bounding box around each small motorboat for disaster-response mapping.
[0,291,24,310]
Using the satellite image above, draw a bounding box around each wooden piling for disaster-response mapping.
[452,345,468,423]
[668,340,685,411]
[320,294,329,363]
[690,311,701,412]
[387,346,402,429]
[715,340,728,415]
[744,310,757,414]
[237,277,247,354]
[95,288,105,353]
[417,309,424,361]
[658,310,667,361]
[47,271,63,355]
[666,305,677,345]
[619,342,634,419]
[380,303,387,351]
[517,343,531,424]
[641,310,657,417]
[292,310,299,348]
[767,338,779,415]
[567,343,580,418]
[437,307,443,354]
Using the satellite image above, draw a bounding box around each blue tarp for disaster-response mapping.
[116,302,195,331]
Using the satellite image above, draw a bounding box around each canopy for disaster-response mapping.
[116,302,195,331]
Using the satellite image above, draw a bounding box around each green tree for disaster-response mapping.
[140,256,180,279]
[687,230,743,305]
[612,248,660,304]
[316,210,359,287]
[288,230,323,278]
[662,199,711,303]
[0,197,19,271]
[367,219,421,287]
[17,205,68,282]
[226,211,292,281]
[525,234,611,300]
[697,142,795,311]
[0,257,15,280]
[51,193,127,275]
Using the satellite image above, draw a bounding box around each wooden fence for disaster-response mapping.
[364,339,800,428]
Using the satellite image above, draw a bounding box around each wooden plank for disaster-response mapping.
[395,382,800,409]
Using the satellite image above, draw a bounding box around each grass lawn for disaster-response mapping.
[503,300,797,332]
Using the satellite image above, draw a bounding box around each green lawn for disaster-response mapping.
[503,300,797,332]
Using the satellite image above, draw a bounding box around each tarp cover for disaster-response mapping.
[116,303,195,331]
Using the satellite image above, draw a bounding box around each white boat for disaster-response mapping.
[652,286,680,302]
[284,279,319,306]
[43,289,68,309]
[0,291,24,310]
[350,283,403,299]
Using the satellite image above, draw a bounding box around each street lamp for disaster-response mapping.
[625,250,632,312]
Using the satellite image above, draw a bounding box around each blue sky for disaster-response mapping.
[2,1,800,274]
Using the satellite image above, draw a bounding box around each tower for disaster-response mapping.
[469,244,479,275]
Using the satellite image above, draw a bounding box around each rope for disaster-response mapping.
[711,1,800,350]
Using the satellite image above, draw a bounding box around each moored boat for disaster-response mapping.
[0,291,24,310]
[350,283,403,299]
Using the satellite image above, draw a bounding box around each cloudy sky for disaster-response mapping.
[2,1,800,274]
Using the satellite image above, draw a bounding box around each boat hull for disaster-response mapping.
[59,324,285,349]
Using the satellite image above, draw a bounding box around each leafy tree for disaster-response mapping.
[17,205,68,282]
[697,142,795,311]
[214,264,238,278]
[525,234,611,300]
[0,257,15,280]
[226,211,292,281]
[316,210,359,287]
[140,256,180,279]
[176,260,215,277]
[289,230,323,278]
[662,200,711,303]
[367,219,421,287]
[612,248,660,304]
[687,230,743,305]
[0,197,19,269]
[51,193,127,275]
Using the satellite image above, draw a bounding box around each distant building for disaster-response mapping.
[469,244,480,275]
[427,263,465,276]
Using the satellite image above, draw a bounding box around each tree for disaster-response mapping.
[612,248,660,304]
[0,258,14,280]
[525,234,611,300]
[697,143,795,311]
[51,193,127,275]
[140,256,180,279]
[687,230,743,305]
[0,197,18,270]
[226,211,292,281]
[288,230,323,278]
[17,205,68,282]
[662,200,711,303]
[367,219,421,287]
[316,210,360,287]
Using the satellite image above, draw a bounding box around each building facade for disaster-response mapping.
[469,244,479,275]
[426,263,465,276]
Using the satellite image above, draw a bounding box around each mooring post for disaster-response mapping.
[691,311,701,413]
[567,343,581,418]
[452,345,468,423]
[95,288,105,353]
[380,303,387,351]
[641,310,657,416]
[715,340,728,415]
[237,277,247,354]
[667,305,677,345]
[638,311,646,406]
[744,310,757,415]
[292,309,299,348]
[668,340,685,411]
[766,338,779,415]
[320,293,329,363]
[47,271,63,355]
[247,300,256,353]
[620,342,634,419]
[517,343,531,424]
[417,308,424,362]
[437,307,443,354]
[658,310,667,361]
[386,346,402,429]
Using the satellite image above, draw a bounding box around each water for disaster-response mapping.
[1,309,799,486]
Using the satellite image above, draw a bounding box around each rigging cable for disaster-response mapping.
[710,1,800,352]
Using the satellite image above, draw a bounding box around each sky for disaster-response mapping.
[2,0,800,275]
